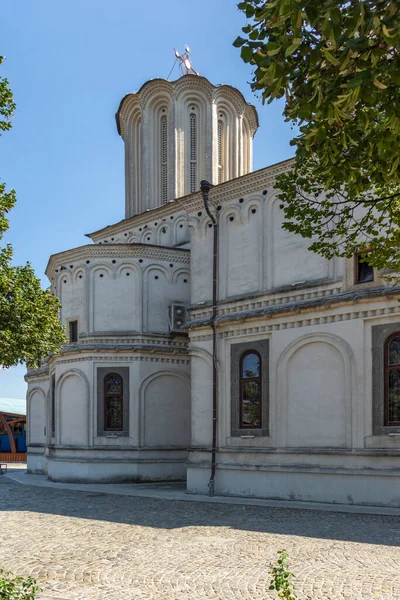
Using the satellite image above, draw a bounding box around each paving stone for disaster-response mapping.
[0,476,399,599]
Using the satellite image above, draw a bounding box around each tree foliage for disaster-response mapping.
[0,56,65,368]
[0,569,41,600]
[235,0,400,274]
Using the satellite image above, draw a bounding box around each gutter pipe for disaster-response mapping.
[200,180,218,497]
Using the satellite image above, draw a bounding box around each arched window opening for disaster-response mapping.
[161,114,168,203]
[189,112,197,193]
[385,333,400,425]
[239,351,262,428]
[104,373,123,431]
[217,119,224,184]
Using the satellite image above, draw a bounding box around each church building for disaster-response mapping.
[26,67,400,507]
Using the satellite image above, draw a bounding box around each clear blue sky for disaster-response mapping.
[0,0,294,399]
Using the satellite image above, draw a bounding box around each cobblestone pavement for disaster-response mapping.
[1,476,400,600]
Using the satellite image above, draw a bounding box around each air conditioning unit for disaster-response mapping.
[169,303,187,333]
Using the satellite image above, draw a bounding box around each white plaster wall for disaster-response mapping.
[143,373,191,447]
[145,267,189,333]
[92,265,139,332]
[189,223,213,304]
[58,270,86,331]
[220,204,261,297]
[188,306,400,506]
[54,255,190,336]
[27,448,47,474]
[212,316,364,453]
[187,463,400,507]
[58,372,88,446]
[28,388,47,444]
[47,448,188,483]
[90,357,191,450]
[174,216,189,246]
[43,356,190,482]
[286,341,347,447]
[270,198,330,288]
[273,319,362,449]
[190,347,213,447]
[188,191,335,306]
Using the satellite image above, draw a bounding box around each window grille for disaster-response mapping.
[217,119,223,184]
[189,112,197,193]
[161,115,168,203]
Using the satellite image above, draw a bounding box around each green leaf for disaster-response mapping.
[241,45,254,63]
[234,0,400,278]
[322,49,340,66]
[285,42,300,57]
[373,79,388,90]
[304,5,318,24]
[267,47,281,56]
[233,36,246,48]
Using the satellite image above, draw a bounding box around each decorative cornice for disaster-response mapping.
[25,372,49,382]
[79,334,188,348]
[26,344,191,380]
[53,342,189,357]
[188,286,400,336]
[46,243,190,279]
[116,74,259,139]
[54,355,190,366]
[87,159,294,242]
[190,279,343,320]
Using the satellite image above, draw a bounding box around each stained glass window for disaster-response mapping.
[388,336,400,365]
[104,373,123,431]
[239,351,262,428]
[385,334,400,426]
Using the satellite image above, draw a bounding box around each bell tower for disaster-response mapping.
[116,74,258,218]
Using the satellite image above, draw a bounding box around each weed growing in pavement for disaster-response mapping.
[269,550,296,600]
[0,569,42,600]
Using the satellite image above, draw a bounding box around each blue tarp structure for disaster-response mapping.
[0,398,27,455]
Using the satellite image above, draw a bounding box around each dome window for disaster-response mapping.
[189,112,197,193]
[161,114,168,203]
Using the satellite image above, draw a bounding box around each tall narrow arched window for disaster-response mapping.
[161,114,168,203]
[217,119,224,184]
[384,333,400,426]
[189,112,197,193]
[104,373,123,431]
[239,351,262,428]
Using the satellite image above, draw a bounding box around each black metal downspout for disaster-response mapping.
[200,180,218,497]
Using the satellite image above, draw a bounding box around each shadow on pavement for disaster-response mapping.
[0,473,399,548]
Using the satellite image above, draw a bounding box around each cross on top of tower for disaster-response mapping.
[173,46,199,76]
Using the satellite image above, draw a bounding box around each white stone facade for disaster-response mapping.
[26,74,400,506]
